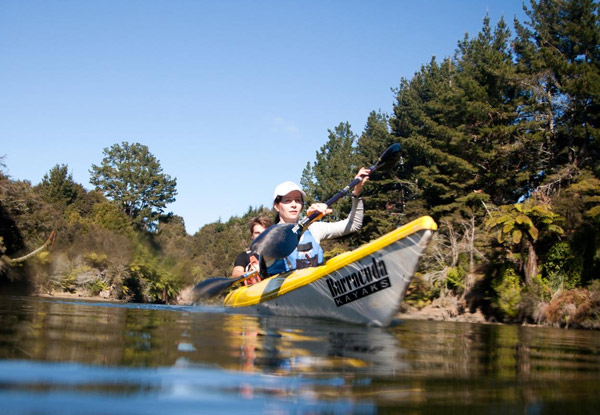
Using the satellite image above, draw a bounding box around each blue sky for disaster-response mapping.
[1,0,528,234]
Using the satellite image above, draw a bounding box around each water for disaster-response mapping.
[0,296,599,414]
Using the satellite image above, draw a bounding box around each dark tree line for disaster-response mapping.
[300,0,599,326]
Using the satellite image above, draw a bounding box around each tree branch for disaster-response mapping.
[7,231,56,264]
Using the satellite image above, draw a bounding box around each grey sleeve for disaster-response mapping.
[308,196,364,244]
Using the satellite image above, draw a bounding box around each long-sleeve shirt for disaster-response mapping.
[306,196,364,245]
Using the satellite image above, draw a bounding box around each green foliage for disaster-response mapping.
[492,267,523,320]
[187,206,273,282]
[486,199,565,284]
[36,164,80,206]
[89,279,109,296]
[553,172,600,283]
[543,242,582,290]
[355,111,406,243]
[445,266,466,291]
[58,265,94,293]
[514,0,600,173]
[60,272,78,293]
[84,252,109,269]
[531,274,553,303]
[1,153,192,302]
[567,175,600,221]
[89,142,177,231]
[404,272,437,308]
[301,122,357,220]
[91,202,134,235]
[486,201,563,245]
[128,261,180,303]
[389,15,526,220]
[390,57,479,218]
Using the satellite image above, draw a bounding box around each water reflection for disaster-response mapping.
[208,314,407,376]
[1,295,599,414]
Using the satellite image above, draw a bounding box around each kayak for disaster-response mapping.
[224,216,437,327]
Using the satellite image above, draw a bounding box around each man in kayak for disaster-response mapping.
[232,215,272,285]
[266,167,370,275]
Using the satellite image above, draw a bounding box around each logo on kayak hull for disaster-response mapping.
[325,257,391,306]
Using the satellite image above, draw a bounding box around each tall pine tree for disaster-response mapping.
[300,122,357,221]
[391,15,527,220]
[355,111,407,241]
[514,0,600,178]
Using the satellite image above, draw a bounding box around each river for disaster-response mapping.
[0,295,599,414]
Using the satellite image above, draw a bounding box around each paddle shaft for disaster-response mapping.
[231,268,260,285]
[292,159,383,234]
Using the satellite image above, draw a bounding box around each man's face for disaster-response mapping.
[251,224,266,240]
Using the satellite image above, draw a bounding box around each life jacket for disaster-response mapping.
[266,228,324,276]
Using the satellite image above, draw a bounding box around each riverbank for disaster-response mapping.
[37,291,125,303]
[399,303,490,324]
[36,287,492,324]
[32,285,599,330]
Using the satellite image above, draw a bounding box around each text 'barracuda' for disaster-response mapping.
[325,257,391,306]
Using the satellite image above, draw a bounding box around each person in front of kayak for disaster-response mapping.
[266,167,370,275]
[232,215,272,285]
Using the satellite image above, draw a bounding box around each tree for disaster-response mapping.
[508,0,600,289]
[36,164,80,206]
[391,56,481,219]
[90,142,177,230]
[300,122,357,220]
[553,172,600,283]
[454,15,534,204]
[355,111,406,241]
[486,199,564,285]
[513,0,600,174]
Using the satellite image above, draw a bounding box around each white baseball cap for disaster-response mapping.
[273,181,306,203]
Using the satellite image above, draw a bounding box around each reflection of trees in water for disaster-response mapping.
[394,320,600,380]
[388,319,600,407]
[2,297,600,410]
[0,298,195,366]
[0,298,128,364]
[3,298,600,378]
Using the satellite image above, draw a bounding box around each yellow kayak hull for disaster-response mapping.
[224,216,437,326]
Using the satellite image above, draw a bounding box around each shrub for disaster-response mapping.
[520,274,553,323]
[492,267,522,320]
[89,279,109,296]
[543,242,582,290]
[92,202,133,235]
[84,252,109,269]
[127,261,181,303]
[545,288,598,328]
[405,272,440,308]
[446,266,466,292]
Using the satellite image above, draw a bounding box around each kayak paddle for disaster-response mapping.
[192,269,260,301]
[250,143,402,263]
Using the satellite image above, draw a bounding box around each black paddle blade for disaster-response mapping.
[375,143,402,171]
[192,277,235,301]
[250,223,299,262]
